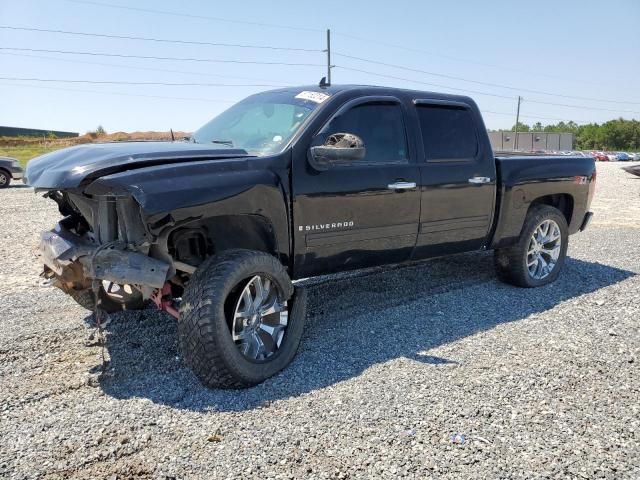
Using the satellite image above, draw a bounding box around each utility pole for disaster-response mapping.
[514,95,522,151]
[325,28,332,85]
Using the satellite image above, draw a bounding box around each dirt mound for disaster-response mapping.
[0,131,191,148]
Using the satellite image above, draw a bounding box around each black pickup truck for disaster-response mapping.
[25,85,596,388]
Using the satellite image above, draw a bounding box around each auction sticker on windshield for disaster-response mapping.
[295,91,330,103]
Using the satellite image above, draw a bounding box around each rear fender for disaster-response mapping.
[490,158,594,248]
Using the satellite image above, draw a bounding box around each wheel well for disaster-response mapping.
[168,215,278,267]
[0,168,10,178]
[529,194,574,225]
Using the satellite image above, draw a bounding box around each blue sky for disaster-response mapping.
[1,0,639,133]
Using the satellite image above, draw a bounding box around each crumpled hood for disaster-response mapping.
[24,141,251,190]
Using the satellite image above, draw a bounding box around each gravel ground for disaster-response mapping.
[1,163,639,479]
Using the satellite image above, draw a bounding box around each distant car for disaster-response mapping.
[591,151,608,161]
[627,152,639,161]
[606,153,618,161]
[0,156,24,188]
[616,152,631,161]
[570,151,588,157]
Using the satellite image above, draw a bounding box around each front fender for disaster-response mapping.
[85,159,290,262]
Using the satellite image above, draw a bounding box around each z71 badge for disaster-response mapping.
[299,221,354,232]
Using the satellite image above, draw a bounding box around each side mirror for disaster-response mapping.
[309,133,366,170]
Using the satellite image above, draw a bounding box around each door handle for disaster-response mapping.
[387,181,417,190]
[468,176,491,184]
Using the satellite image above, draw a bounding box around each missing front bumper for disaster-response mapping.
[39,227,170,289]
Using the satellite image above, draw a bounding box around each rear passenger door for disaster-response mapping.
[412,99,496,259]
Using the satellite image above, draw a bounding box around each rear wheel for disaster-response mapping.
[494,205,568,287]
[178,249,306,389]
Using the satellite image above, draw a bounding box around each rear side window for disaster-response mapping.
[320,102,408,164]
[416,104,478,161]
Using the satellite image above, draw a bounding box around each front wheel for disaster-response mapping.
[494,205,569,287]
[178,249,306,389]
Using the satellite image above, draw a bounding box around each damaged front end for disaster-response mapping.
[39,191,174,314]
[25,141,261,317]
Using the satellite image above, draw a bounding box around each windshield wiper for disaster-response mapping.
[211,139,234,146]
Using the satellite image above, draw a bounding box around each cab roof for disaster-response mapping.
[267,84,476,105]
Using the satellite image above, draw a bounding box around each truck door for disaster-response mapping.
[412,99,496,258]
[292,96,421,278]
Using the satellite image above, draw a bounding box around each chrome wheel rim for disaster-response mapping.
[0,173,7,186]
[231,275,288,361]
[527,219,561,280]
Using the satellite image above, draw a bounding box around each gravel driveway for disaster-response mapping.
[1,163,639,479]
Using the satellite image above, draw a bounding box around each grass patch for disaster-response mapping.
[0,145,65,168]
[0,131,189,169]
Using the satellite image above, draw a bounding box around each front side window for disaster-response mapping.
[318,102,408,164]
[192,90,327,156]
[417,104,478,161]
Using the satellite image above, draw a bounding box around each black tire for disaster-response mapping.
[494,205,569,288]
[178,249,306,389]
[69,285,147,313]
[0,169,10,189]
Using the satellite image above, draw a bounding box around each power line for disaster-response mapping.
[524,98,640,115]
[336,65,640,115]
[334,52,640,106]
[19,2,635,113]
[0,47,325,67]
[0,51,287,84]
[332,31,603,89]
[0,75,593,123]
[0,76,285,87]
[481,110,588,124]
[41,2,606,101]
[335,65,515,100]
[0,81,594,125]
[0,25,321,52]
[63,0,323,33]
[0,81,237,103]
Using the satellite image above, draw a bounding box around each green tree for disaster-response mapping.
[576,124,599,150]
[511,122,530,132]
[87,125,107,140]
[498,118,640,151]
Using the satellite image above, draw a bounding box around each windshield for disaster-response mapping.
[192,89,329,156]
